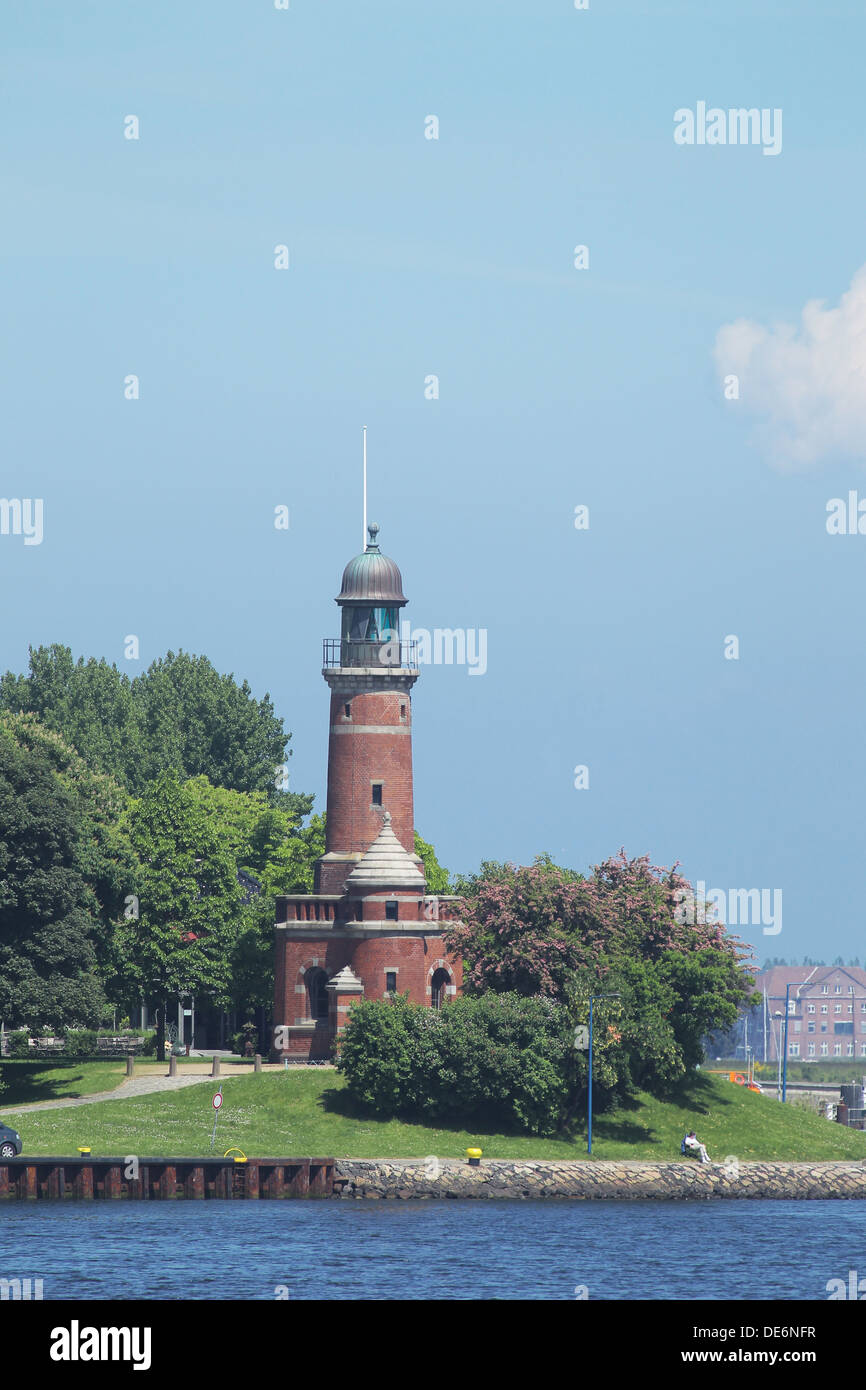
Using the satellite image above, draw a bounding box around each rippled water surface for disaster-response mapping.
[1,1199,862,1300]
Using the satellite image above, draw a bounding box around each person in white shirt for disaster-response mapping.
[683,1131,711,1163]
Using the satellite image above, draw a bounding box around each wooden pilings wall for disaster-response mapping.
[0,1158,335,1200]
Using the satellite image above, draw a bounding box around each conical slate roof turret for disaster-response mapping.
[345,812,426,890]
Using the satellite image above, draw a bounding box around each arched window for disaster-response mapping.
[431,968,450,1011]
[306,968,329,1022]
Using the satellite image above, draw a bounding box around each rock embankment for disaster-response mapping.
[333,1158,866,1199]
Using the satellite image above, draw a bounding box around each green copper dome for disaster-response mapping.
[336,523,407,606]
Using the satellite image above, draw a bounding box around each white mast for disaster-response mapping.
[362,425,368,548]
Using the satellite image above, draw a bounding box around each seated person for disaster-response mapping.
[681,1130,711,1163]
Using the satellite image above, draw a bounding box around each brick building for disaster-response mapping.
[272,523,462,1060]
[750,965,866,1063]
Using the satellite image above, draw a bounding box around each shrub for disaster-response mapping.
[64,1029,98,1057]
[231,1023,258,1057]
[8,1029,30,1059]
[338,992,574,1135]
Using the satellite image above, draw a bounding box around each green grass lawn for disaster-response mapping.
[1,1070,863,1161]
[0,1060,128,1109]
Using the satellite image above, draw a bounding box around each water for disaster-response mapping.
[1,1200,864,1299]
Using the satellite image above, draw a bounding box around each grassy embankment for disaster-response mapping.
[0,1058,255,1109]
[0,1060,129,1108]
[0,1069,863,1161]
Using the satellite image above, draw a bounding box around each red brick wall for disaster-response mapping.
[273,929,462,1059]
[324,688,414,856]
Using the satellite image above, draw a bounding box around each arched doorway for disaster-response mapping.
[430,968,450,1011]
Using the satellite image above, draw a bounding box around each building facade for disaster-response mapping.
[272,523,462,1060]
[750,965,866,1063]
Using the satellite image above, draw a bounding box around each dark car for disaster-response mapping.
[0,1124,22,1158]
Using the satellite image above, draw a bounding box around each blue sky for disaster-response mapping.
[3,0,866,963]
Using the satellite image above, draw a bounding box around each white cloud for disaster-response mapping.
[715,265,866,470]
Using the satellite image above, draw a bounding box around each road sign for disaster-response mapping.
[210,1086,223,1150]
[574,1025,589,1050]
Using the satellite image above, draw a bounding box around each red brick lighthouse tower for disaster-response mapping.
[273,523,462,1060]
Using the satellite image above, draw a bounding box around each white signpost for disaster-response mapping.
[574,1025,589,1051]
[210,1086,223,1149]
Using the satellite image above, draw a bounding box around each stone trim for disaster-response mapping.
[425,959,454,997]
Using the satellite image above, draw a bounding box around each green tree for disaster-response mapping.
[0,644,292,800]
[414,832,450,893]
[134,650,288,798]
[446,850,755,1104]
[116,773,243,1058]
[0,724,108,1028]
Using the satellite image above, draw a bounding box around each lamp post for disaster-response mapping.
[588,993,621,1156]
[782,982,800,1103]
[773,1010,783,1101]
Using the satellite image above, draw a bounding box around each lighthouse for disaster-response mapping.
[273,523,462,1061]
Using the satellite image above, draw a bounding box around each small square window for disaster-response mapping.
[385,971,397,993]
[821,1004,828,1014]
[807,1004,815,1013]
[835,985,842,994]
[385,900,399,921]
[807,1022,815,1033]
[371,783,383,806]
[821,1023,828,1032]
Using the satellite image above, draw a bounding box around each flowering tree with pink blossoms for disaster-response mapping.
[446,850,756,1101]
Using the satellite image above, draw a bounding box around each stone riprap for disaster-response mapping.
[333,1158,866,1200]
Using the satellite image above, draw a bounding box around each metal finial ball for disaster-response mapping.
[368,522,379,544]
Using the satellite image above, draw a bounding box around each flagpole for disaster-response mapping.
[362,426,367,548]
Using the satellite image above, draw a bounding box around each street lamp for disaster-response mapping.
[773,1011,783,1101]
[782,981,801,1103]
[588,993,622,1156]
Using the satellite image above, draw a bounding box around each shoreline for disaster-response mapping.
[333,1158,866,1200]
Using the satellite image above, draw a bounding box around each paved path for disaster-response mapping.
[0,1072,233,1115]
[0,1063,336,1116]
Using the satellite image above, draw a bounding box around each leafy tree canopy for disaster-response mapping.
[115,772,244,1055]
[0,644,291,800]
[0,721,109,1028]
[414,832,450,894]
[445,850,756,1100]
